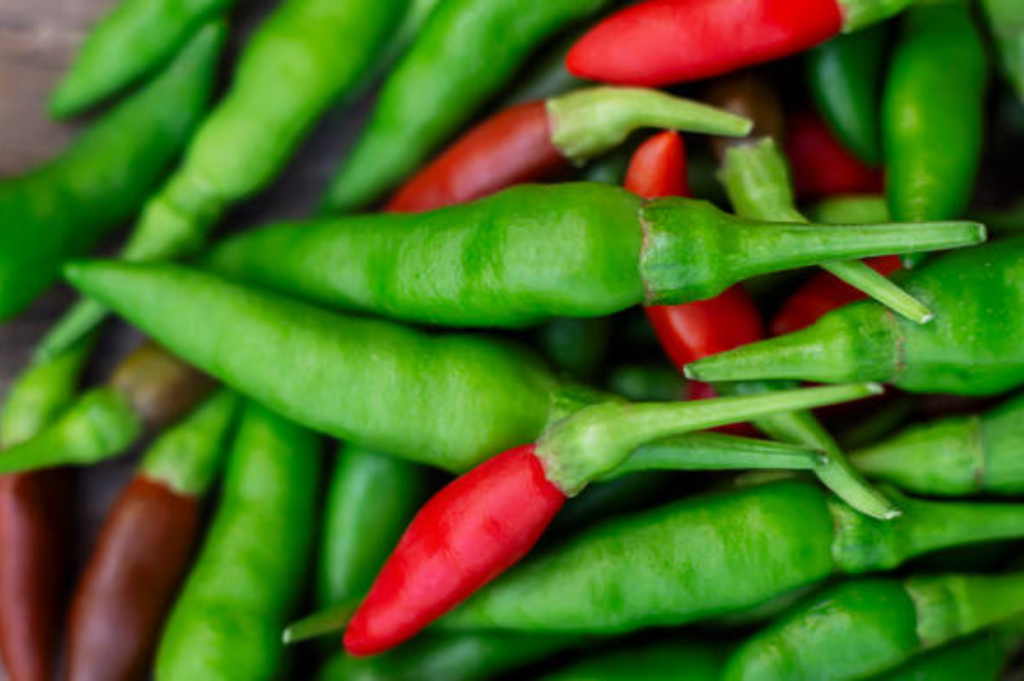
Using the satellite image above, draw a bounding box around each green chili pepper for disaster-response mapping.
[49,0,235,118]
[318,631,575,681]
[205,182,981,329]
[155,402,321,679]
[536,317,611,383]
[882,0,987,225]
[35,0,412,361]
[806,24,889,166]
[317,444,432,608]
[982,0,1024,101]
[722,573,1024,681]
[0,23,222,324]
[543,640,730,681]
[440,480,1024,633]
[851,392,1024,496]
[687,239,1024,396]
[875,628,1018,681]
[321,0,617,213]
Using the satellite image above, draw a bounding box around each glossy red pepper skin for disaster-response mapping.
[567,0,842,86]
[386,101,565,213]
[784,110,884,199]
[345,445,565,656]
[771,255,902,336]
[0,470,70,681]
[66,476,201,681]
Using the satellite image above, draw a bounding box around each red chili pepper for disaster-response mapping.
[385,87,751,212]
[771,255,902,335]
[626,131,762,433]
[0,471,70,681]
[342,383,873,656]
[784,110,884,199]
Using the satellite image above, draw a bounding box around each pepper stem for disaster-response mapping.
[600,431,825,481]
[0,387,143,475]
[283,600,358,645]
[538,383,881,495]
[821,260,933,324]
[547,87,752,163]
[35,299,108,364]
[839,0,916,32]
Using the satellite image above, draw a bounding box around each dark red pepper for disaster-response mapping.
[784,110,884,199]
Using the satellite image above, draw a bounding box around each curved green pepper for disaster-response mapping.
[155,402,321,679]
[441,480,1024,633]
[687,239,1024,396]
[49,0,234,118]
[321,0,616,213]
[882,0,987,224]
[806,24,890,166]
[723,573,1024,680]
[0,23,222,324]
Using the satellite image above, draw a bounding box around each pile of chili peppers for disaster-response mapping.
[2,0,1024,678]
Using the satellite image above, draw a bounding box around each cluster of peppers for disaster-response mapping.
[1,0,1024,678]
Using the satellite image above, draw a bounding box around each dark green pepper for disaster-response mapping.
[982,0,1024,102]
[543,640,730,681]
[0,23,222,324]
[874,628,1018,681]
[687,239,1024,396]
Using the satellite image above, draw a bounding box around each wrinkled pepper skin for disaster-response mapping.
[0,24,222,323]
[805,24,889,166]
[543,641,730,681]
[66,261,579,473]
[0,339,93,681]
[883,0,987,223]
[852,392,1024,496]
[322,0,615,212]
[155,403,321,680]
[50,0,234,117]
[441,480,1024,633]
[688,239,1024,396]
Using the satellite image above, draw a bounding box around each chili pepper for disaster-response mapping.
[0,23,222,325]
[882,0,987,225]
[155,402,321,679]
[543,641,730,681]
[982,0,1024,102]
[321,0,617,213]
[34,0,412,362]
[318,631,575,681]
[343,383,873,655]
[875,628,1018,681]
[49,0,234,118]
[204,183,981,329]
[65,390,239,681]
[805,24,889,166]
[439,480,1024,634]
[0,342,212,476]
[784,110,884,199]
[0,339,93,681]
[536,317,611,383]
[565,0,913,87]
[687,239,1024,396]
[723,573,1024,680]
[851,392,1024,496]
[317,444,432,609]
[385,87,751,212]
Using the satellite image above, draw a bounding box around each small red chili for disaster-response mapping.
[784,110,884,199]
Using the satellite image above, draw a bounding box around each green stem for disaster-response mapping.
[548,87,752,162]
[839,0,916,32]
[537,383,880,494]
[283,600,358,645]
[0,387,142,475]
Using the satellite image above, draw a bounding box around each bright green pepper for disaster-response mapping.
[321,0,617,213]
[543,641,730,681]
[687,239,1024,396]
[882,0,987,224]
[204,183,981,329]
[318,631,575,681]
[0,23,222,324]
[722,573,1024,680]
[875,628,1017,681]
[35,0,412,362]
[155,402,321,679]
[317,444,432,608]
[49,0,235,118]
[982,0,1024,102]
[852,392,1024,496]
[806,24,890,166]
[441,480,1024,633]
